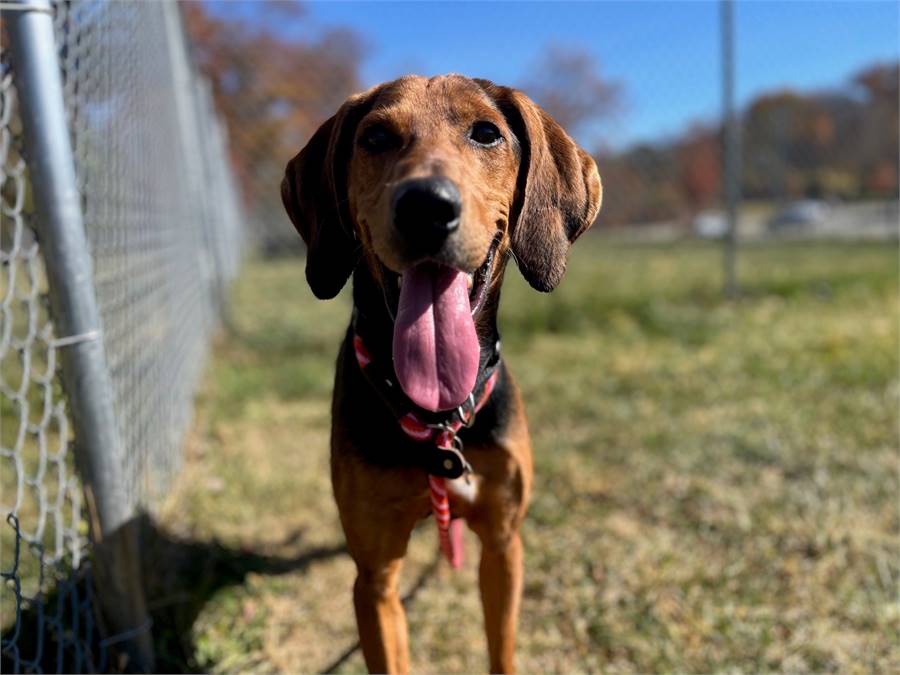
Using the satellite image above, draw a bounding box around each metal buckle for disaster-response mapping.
[456,392,476,428]
[425,420,453,432]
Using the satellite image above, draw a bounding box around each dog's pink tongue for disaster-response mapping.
[393,263,479,412]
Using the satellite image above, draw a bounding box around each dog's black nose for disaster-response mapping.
[392,177,461,253]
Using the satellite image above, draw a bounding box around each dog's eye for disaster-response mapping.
[469,121,503,147]
[359,125,397,153]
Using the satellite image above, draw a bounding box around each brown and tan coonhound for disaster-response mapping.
[281,74,601,674]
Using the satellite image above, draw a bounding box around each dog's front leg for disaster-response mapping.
[468,494,527,674]
[476,530,523,674]
[335,456,421,674]
[353,556,410,674]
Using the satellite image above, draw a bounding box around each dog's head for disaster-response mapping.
[281,74,602,298]
[281,74,602,411]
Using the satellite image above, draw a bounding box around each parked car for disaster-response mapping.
[768,199,830,231]
[692,211,728,239]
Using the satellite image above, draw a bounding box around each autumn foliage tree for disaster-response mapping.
[599,61,898,227]
[678,126,721,213]
[853,63,899,196]
[182,1,365,251]
[741,64,899,201]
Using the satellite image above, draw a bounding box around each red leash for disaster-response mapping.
[353,333,497,567]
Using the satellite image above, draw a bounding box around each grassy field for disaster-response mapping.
[151,237,898,673]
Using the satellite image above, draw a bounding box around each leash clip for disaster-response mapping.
[435,427,464,453]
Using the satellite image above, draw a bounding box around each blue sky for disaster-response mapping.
[222,1,899,150]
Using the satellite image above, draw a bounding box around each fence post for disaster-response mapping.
[721,0,741,297]
[6,0,154,670]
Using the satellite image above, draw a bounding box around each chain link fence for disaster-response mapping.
[2,0,243,671]
[55,0,242,506]
[1,47,94,671]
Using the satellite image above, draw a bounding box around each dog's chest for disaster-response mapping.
[447,473,480,507]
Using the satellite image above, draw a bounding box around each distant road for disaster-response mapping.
[601,200,899,243]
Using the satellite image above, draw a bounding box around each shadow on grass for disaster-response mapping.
[137,513,347,673]
[2,512,349,673]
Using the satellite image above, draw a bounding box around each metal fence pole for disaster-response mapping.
[6,1,154,670]
[721,0,741,297]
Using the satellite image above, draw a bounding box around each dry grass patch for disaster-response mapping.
[149,238,898,673]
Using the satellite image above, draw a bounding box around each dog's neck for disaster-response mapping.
[350,260,506,388]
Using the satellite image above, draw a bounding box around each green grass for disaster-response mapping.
[153,238,899,673]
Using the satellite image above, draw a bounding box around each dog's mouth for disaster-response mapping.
[394,234,500,316]
[390,235,501,412]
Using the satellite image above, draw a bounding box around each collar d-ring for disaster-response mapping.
[456,392,477,428]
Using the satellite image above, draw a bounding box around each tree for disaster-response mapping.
[677,126,721,213]
[520,45,622,143]
[853,63,899,197]
[182,1,366,251]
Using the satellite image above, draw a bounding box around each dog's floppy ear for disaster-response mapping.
[476,80,602,292]
[281,88,380,299]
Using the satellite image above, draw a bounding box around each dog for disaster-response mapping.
[281,74,601,674]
